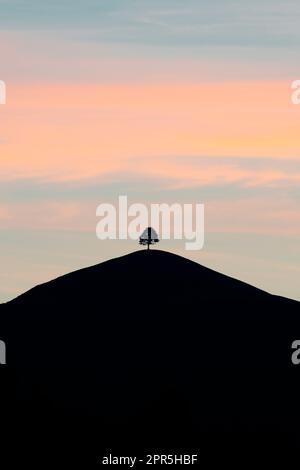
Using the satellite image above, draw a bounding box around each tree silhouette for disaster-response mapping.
[139,227,159,250]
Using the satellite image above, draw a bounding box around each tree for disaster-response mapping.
[139,227,159,250]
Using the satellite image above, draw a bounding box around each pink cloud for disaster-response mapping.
[1,81,299,183]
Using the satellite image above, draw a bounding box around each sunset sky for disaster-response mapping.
[1,0,300,301]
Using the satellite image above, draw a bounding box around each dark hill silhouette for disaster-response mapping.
[1,250,300,465]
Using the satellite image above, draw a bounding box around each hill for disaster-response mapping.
[1,250,300,465]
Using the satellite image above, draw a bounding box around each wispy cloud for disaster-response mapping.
[1,81,299,183]
[1,1,300,48]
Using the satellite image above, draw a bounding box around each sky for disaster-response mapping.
[0,0,300,302]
